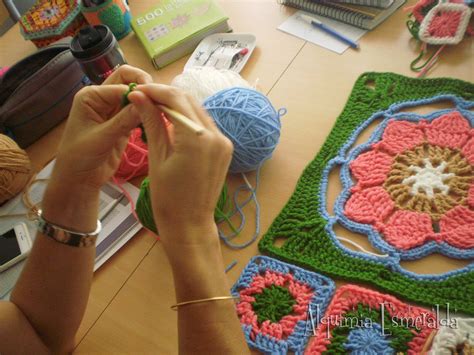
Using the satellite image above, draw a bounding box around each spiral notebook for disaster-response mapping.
[332,0,394,8]
[279,0,405,30]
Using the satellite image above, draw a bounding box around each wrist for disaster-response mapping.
[41,174,100,232]
[169,248,230,302]
[158,224,230,302]
[157,220,219,251]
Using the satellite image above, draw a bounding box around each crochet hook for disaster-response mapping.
[158,105,205,136]
[299,14,359,49]
[124,83,204,136]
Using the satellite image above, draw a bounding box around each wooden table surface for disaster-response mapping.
[0,0,472,353]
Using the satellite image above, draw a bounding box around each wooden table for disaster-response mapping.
[0,1,472,353]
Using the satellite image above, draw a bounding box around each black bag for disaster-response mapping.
[0,38,89,148]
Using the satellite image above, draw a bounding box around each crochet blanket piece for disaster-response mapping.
[305,284,436,354]
[231,256,335,354]
[259,72,474,314]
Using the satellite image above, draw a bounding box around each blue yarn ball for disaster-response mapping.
[203,87,284,173]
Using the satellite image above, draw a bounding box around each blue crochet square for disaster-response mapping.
[231,256,335,354]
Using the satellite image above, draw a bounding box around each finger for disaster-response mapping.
[100,104,141,138]
[135,84,205,127]
[102,64,153,85]
[128,91,170,164]
[75,84,130,119]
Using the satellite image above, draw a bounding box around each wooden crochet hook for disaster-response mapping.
[123,83,204,136]
[157,104,204,136]
[420,329,437,354]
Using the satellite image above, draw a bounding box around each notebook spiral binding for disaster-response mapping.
[278,0,370,29]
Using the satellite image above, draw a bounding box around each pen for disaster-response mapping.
[299,14,359,49]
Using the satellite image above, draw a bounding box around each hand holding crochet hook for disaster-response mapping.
[127,83,249,354]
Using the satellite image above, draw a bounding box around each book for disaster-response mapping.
[131,0,230,69]
[331,0,394,9]
[0,160,141,300]
[279,0,406,30]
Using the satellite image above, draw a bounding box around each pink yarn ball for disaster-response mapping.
[114,128,148,181]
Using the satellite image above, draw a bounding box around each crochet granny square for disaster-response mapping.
[231,256,335,354]
[418,2,472,45]
[305,284,436,354]
[259,72,474,315]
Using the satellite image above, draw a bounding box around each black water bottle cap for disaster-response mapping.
[70,25,114,60]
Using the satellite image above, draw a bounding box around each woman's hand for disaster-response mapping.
[128,85,233,249]
[42,65,152,231]
[128,87,249,355]
[52,65,152,189]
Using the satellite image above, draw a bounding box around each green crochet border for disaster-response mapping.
[259,72,474,315]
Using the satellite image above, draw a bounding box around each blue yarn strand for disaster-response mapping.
[216,163,263,249]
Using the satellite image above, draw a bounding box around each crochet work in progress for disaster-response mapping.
[305,284,436,354]
[231,256,335,354]
[258,72,474,314]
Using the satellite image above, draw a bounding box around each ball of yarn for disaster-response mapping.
[136,177,235,235]
[136,177,157,233]
[171,66,252,103]
[203,87,284,173]
[114,127,148,181]
[0,134,32,205]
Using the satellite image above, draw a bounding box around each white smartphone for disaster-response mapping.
[0,223,32,272]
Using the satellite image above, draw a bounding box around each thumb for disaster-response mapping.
[127,91,170,164]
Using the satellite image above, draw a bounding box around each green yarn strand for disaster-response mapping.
[214,183,238,234]
[406,19,420,40]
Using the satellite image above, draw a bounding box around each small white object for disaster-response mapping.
[185,33,256,73]
[0,223,31,273]
[402,159,454,198]
[171,66,252,103]
[299,13,324,26]
[428,318,474,355]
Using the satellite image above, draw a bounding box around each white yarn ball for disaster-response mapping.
[171,66,252,103]
[428,318,474,355]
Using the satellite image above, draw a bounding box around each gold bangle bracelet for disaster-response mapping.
[171,295,239,311]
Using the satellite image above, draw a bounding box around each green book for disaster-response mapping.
[131,0,230,69]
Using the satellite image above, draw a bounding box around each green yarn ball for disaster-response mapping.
[136,177,237,235]
[136,177,157,233]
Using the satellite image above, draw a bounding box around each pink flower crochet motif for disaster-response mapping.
[345,111,474,251]
[236,270,314,341]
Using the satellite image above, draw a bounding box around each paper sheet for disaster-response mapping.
[0,160,142,300]
[278,11,367,54]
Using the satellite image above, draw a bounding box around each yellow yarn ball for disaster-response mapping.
[0,134,32,205]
